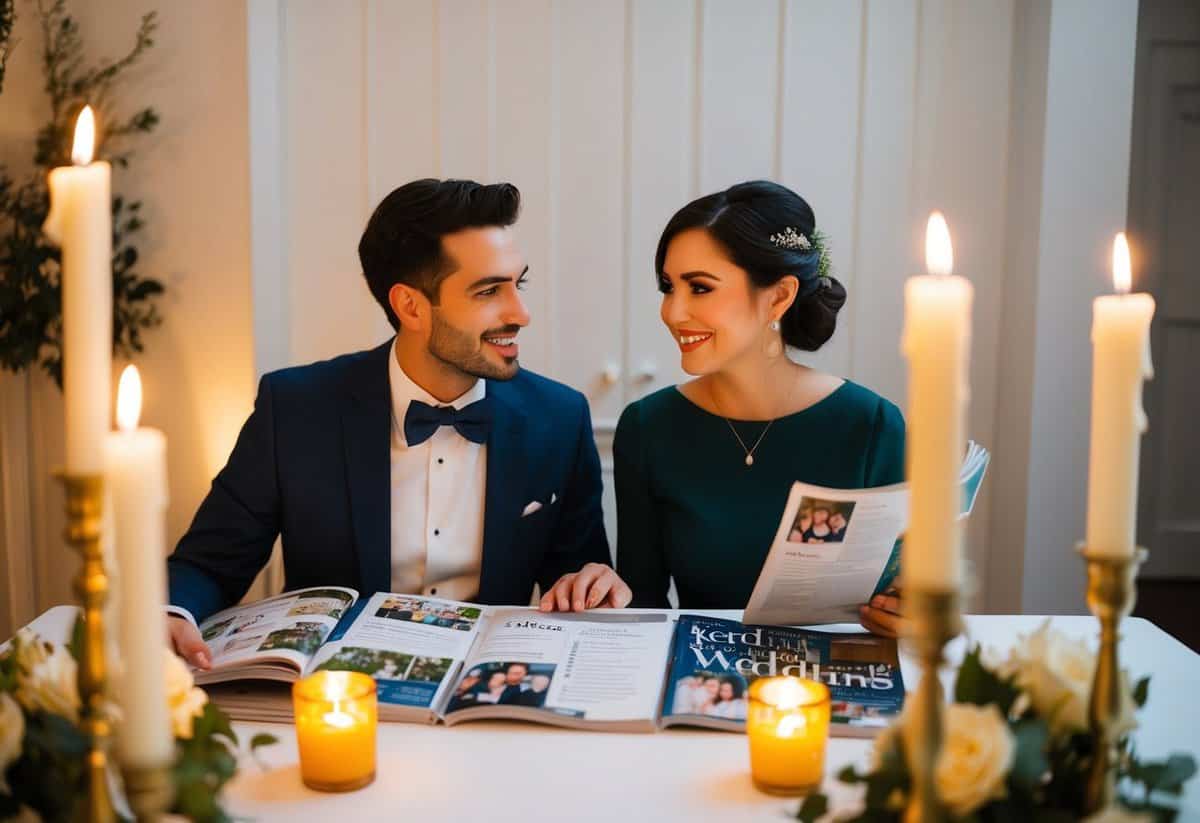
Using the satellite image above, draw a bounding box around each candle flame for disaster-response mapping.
[776,714,807,738]
[925,211,954,276]
[323,706,355,729]
[72,106,96,166]
[116,365,142,432]
[1112,232,1131,295]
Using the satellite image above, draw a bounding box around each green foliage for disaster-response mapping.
[1,621,276,823]
[797,643,1195,822]
[0,0,13,94]
[172,703,241,823]
[0,0,164,386]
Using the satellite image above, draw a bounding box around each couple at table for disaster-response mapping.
[167,177,905,668]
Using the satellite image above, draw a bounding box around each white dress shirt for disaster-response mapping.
[168,340,488,629]
[388,337,487,600]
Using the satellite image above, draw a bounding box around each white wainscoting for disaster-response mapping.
[249,0,1018,600]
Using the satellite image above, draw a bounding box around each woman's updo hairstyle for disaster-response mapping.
[654,180,846,352]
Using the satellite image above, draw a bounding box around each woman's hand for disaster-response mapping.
[859,588,903,638]
[539,563,633,612]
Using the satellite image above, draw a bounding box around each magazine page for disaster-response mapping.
[441,609,675,731]
[743,482,909,626]
[660,614,903,738]
[744,442,991,626]
[305,592,485,718]
[194,586,358,684]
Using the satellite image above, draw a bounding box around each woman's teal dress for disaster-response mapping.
[614,381,906,608]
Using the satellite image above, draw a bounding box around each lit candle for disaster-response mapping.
[901,212,973,589]
[294,671,377,792]
[105,365,172,766]
[1086,233,1154,557]
[44,106,112,474]
[746,676,831,795]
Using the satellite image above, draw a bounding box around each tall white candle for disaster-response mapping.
[901,213,973,589]
[1086,233,1154,557]
[105,365,173,765]
[43,106,112,474]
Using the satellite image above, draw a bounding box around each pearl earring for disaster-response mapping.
[765,320,783,358]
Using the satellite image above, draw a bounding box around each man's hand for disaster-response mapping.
[168,615,212,670]
[539,563,633,612]
[859,588,904,638]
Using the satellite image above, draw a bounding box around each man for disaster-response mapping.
[169,179,631,667]
[495,662,530,706]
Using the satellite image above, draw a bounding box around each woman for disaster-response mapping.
[804,506,832,543]
[613,181,904,636]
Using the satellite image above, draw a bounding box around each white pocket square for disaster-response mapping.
[521,500,543,517]
[550,492,557,505]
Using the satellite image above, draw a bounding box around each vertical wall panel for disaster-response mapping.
[492,0,554,375]
[849,0,919,405]
[553,0,628,420]
[780,0,865,378]
[284,0,377,364]
[910,0,1015,602]
[698,0,780,191]
[438,0,492,181]
[367,0,439,208]
[625,0,696,408]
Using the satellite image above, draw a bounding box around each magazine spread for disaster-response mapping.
[742,441,990,627]
[194,594,903,737]
[660,615,904,738]
[196,589,486,722]
[441,609,675,731]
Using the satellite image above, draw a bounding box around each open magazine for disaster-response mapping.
[742,441,990,627]
[193,590,904,737]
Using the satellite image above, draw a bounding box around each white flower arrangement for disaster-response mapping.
[0,618,274,822]
[799,621,1196,822]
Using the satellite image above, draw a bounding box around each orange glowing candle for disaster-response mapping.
[293,671,377,792]
[746,676,831,795]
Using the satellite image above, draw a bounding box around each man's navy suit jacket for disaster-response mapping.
[167,340,611,623]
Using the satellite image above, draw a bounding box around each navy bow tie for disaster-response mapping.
[403,398,493,446]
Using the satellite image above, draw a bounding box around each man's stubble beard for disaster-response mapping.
[428,310,520,381]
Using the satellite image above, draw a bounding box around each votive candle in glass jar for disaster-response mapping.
[293,670,377,792]
[746,676,831,795]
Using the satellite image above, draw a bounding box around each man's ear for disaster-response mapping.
[389,283,429,332]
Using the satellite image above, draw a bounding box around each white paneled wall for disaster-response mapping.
[250,0,1021,597]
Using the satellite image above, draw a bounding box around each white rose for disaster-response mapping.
[164,651,207,739]
[12,629,51,673]
[16,643,80,722]
[935,703,1015,817]
[1001,620,1136,736]
[0,692,25,790]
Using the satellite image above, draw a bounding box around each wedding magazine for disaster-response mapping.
[192,590,903,736]
[742,441,990,627]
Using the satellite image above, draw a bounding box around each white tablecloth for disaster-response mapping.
[19,609,1200,821]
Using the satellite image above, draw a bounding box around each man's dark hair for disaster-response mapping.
[358,178,521,329]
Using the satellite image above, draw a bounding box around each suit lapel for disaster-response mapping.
[479,381,528,603]
[342,341,393,595]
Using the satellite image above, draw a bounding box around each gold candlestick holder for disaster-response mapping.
[902,587,963,823]
[56,472,115,823]
[1078,543,1147,816]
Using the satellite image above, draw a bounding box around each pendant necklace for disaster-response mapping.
[710,376,799,468]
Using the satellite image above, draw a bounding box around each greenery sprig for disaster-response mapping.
[0,0,164,387]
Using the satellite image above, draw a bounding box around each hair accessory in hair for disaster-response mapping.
[769,226,811,251]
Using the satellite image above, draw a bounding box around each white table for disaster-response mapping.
[19,609,1200,821]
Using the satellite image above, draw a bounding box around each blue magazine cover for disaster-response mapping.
[661,614,904,738]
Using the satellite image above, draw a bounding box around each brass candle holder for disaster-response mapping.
[901,588,963,823]
[57,472,116,823]
[1078,543,1147,816]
